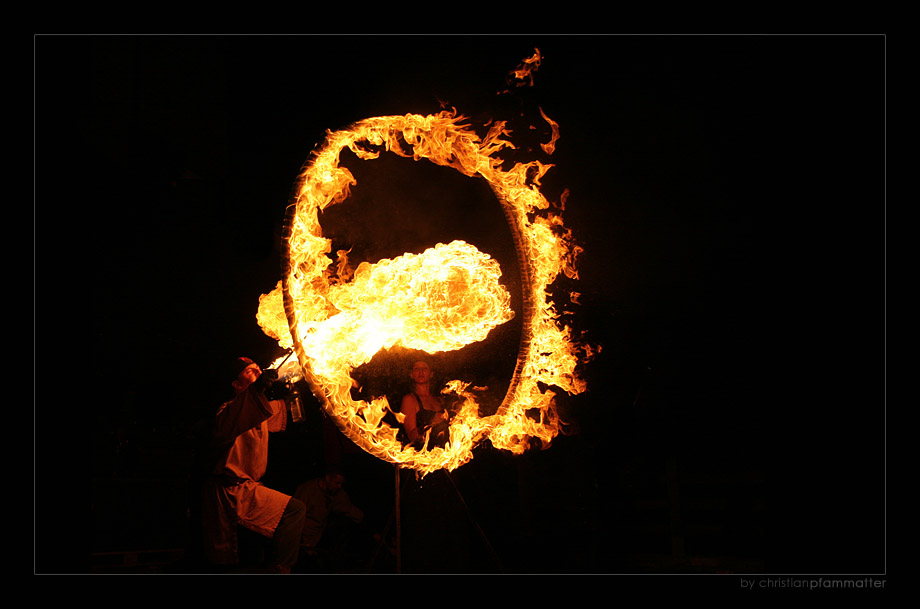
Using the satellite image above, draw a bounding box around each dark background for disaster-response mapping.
[35,34,884,578]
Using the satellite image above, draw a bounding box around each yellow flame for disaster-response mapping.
[257,109,585,476]
[298,240,513,375]
[256,282,292,350]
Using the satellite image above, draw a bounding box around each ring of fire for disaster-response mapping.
[275,111,585,476]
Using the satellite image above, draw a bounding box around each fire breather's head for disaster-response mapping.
[229,356,260,392]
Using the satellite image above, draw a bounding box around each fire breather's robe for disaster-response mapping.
[201,386,290,565]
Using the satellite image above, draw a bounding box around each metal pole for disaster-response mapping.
[395,465,402,574]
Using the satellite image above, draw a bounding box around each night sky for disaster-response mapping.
[35,35,884,579]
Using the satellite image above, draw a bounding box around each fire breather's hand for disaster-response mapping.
[253,368,279,394]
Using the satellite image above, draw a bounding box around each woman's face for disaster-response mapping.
[410,361,432,385]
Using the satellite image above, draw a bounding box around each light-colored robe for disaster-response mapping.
[202,386,290,565]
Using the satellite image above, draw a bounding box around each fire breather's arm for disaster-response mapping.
[214,389,273,441]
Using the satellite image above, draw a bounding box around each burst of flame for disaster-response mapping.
[296,240,513,377]
[258,109,585,476]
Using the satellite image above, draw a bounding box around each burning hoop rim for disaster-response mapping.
[280,114,557,470]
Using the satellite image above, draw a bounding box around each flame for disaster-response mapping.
[256,282,293,350]
[539,107,561,156]
[505,48,542,90]
[257,108,585,476]
[295,240,513,376]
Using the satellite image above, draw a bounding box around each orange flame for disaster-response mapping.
[257,109,585,476]
[539,107,561,156]
[505,48,542,90]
